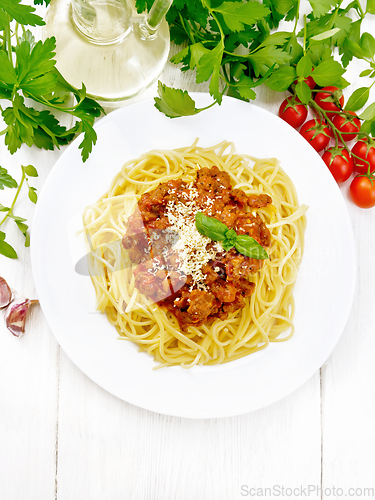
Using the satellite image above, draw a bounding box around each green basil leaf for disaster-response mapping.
[28,186,38,204]
[234,235,268,259]
[295,80,312,104]
[366,0,375,15]
[310,28,341,41]
[0,239,18,259]
[266,66,296,92]
[222,239,235,251]
[296,55,312,78]
[225,228,237,244]
[22,164,38,177]
[361,32,375,59]
[313,59,346,86]
[360,69,373,77]
[345,39,364,59]
[359,102,375,121]
[346,87,370,111]
[195,212,228,241]
[15,220,28,234]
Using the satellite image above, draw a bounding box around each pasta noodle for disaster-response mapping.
[83,141,307,368]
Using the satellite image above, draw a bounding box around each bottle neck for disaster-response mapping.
[70,0,131,45]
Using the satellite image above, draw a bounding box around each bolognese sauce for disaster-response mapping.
[122,166,272,331]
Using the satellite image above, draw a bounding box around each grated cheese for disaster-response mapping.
[165,197,219,290]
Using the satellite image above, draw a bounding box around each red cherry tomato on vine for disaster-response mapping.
[332,111,361,143]
[300,119,331,152]
[351,139,375,174]
[314,86,344,119]
[279,97,308,128]
[350,175,375,208]
[322,148,353,183]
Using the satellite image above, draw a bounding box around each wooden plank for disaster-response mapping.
[56,349,321,500]
[0,142,66,500]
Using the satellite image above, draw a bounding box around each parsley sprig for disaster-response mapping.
[135,0,375,137]
[0,0,104,160]
[195,211,269,259]
[0,0,104,259]
[0,165,37,258]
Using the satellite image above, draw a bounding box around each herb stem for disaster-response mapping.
[0,169,26,229]
[5,15,13,64]
[356,0,365,18]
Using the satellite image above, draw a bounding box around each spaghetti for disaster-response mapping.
[83,141,307,368]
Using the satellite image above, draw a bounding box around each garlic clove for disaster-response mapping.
[5,298,39,337]
[0,276,12,309]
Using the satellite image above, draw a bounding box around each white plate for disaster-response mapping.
[31,94,356,419]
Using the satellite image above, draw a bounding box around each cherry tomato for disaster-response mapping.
[351,139,375,174]
[350,175,375,208]
[314,86,344,119]
[279,97,308,128]
[332,111,361,143]
[322,148,353,183]
[300,119,331,152]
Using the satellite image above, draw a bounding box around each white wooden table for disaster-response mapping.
[1,3,375,499]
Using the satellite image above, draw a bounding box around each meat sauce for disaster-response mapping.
[122,166,272,331]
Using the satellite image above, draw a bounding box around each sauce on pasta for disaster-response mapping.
[123,166,272,331]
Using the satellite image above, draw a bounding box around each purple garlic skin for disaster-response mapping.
[5,298,39,337]
[0,277,12,309]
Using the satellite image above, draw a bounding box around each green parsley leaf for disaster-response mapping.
[236,76,257,101]
[0,167,18,190]
[307,0,337,18]
[0,51,18,86]
[213,1,269,32]
[78,121,97,163]
[190,43,210,70]
[249,46,291,77]
[196,40,224,103]
[16,38,57,95]
[0,8,8,30]
[1,0,44,27]
[273,0,299,17]
[154,82,199,118]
